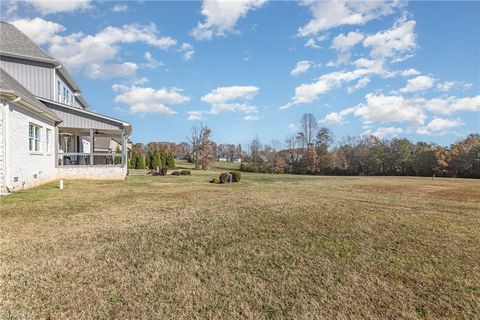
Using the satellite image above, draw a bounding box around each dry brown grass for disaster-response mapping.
[1,172,479,319]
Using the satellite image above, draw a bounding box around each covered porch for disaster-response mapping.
[41,99,131,179]
[57,127,127,167]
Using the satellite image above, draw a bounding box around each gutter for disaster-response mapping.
[0,90,62,123]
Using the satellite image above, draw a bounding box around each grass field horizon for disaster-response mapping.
[1,171,479,319]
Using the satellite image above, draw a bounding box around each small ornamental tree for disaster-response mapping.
[152,148,162,171]
[128,150,137,169]
[145,148,153,169]
[136,154,146,169]
[166,151,175,169]
[114,146,122,165]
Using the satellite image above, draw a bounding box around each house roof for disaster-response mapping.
[0,21,84,101]
[0,67,62,122]
[0,22,56,63]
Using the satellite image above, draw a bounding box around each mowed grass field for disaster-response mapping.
[1,171,479,319]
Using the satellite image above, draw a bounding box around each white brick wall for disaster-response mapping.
[2,102,57,191]
[0,103,5,192]
[57,166,127,180]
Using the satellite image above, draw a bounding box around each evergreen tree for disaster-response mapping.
[145,148,153,169]
[166,151,175,168]
[128,150,137,169]
[152,148,162,170]
[136,153,146,169]
[114,146,122,165]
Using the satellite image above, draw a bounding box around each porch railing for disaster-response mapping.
[58,153,123,166]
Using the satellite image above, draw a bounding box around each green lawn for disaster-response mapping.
[1,171,479,319]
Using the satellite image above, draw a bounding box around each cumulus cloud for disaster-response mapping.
[347,77,371,93]
[179,42,195,61]
[400,68,421,77]
[354,93,426,125]
[10,17,65,45]
[371,126,404,138]
[290,61,313,76]
[422,95,480,114]
[363,19,417,60]
[25,0,91,14]
[142,52,163,69]
[331,31,364,52]
[201,86,260,117]
[44,22,176,78]
[437,81,473,92]
[112,3,128,12]
[416,118,464,135]
[298,0,399,36]
[113,85,190,115]
[187,111,205,121]
[191,0,265,40]
[319,107,356,124]
[400,75,435,93]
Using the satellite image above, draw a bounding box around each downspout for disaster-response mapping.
[2,99,13,191]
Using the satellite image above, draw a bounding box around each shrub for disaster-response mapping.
[209,177,218,183]
[171,171,181,176]
[219,172,228,184]
[230,171,241,182]
[160,166,169,176]
[180,170,191,175]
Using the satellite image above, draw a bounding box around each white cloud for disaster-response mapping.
[422,96,480,114]
[179,42,195,61]
[201,86,260,117]
[283,67,380,108]
[87,62,137,79]
[304,34,328,49]
[298,0,399,36]
[112,3,128,12]
[46,23,176,78]
[347,77,370,93]
[437,81,473,92]
[114,85,190,115]
[371,126,404,138]
[187,111,205,121]
[331,31,364,52]
[400,75,435,93]
[287,123,298,131]
[363,19,417,59]
[400,68,421,77]
[10,17,65,45]
[191,0,265,40]
[142,52,163,69]
[416,118,464,135]
[290,60,313,76]
[244,115,260,120]
[354,93,426,125]
[319,107,356,124]
[25,0,91,14]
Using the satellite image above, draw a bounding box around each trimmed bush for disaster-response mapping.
[230,171,241,182]
[219,172,228,184]
[160,166,169,176]
[180,170,191,175]
[171,171,181,176]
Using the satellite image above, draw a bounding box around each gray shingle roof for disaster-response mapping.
[0,22,56,62]
[0,67,61,121]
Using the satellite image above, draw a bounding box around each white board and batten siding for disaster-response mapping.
[0,56,55,101]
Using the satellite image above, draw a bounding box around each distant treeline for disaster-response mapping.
[130,115,480,178]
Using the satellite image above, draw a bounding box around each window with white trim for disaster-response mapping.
[57,80,61,102]
[46,128,52,154]
[63,87,68,104]
[29,124,41,152]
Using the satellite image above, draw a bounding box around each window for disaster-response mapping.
[70,94,74,106]
[46,128,52,154]
[29,124,41,152]
[57,80,61,102]
[63,87,68,104]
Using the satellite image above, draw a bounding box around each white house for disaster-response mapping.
[0,22,132,192]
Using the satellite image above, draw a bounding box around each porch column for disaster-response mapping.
[89,128,94,166]
[121,130,126,167]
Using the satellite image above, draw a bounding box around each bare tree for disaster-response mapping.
[187,124,214,169]
[298,113,318,149]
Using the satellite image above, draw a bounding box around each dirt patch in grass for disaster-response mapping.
[1,174,479,319]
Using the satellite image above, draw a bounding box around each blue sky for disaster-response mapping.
[2,0,479,146]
